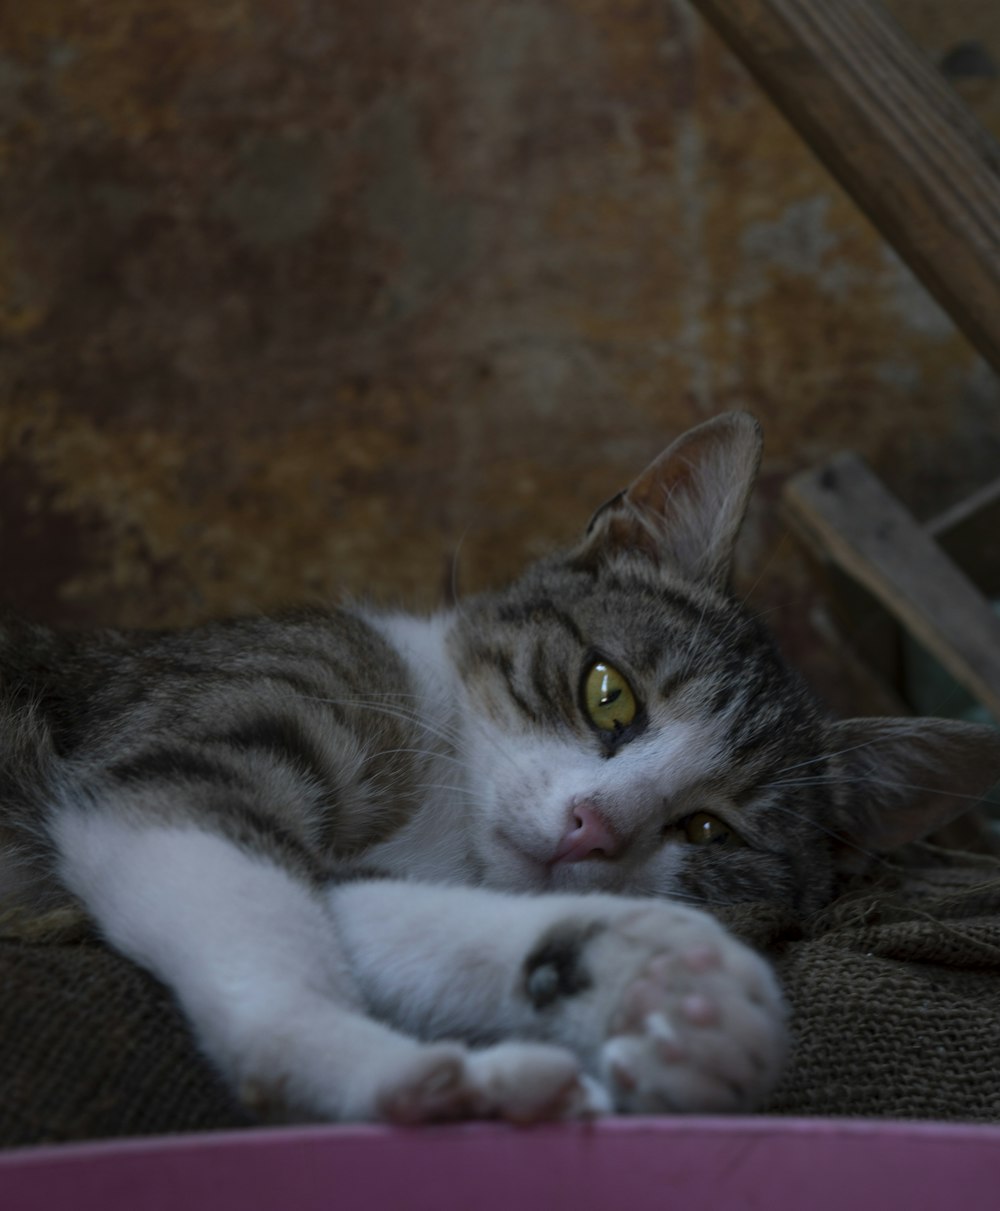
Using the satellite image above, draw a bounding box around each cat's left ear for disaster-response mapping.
[827,716,1000,852]
[573,411,763,590]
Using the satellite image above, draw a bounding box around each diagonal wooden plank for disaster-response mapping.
[689,0,1000,375]
[784,452,1000,719]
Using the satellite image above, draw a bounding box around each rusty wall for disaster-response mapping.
[1,0,999,707]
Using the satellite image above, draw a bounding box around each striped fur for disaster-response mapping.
[1,412,998,1123]
[2,412,998,916]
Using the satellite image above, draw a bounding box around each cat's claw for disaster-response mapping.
[376,1043,470,1123]
[465,1042,606,1122]
[378,1040,599,1125]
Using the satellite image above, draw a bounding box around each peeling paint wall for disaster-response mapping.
[1,0,999,707]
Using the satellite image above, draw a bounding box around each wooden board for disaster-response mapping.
[689,0,1000,374]
[784,453,1000,720]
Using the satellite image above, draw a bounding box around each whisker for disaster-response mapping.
[365,746,472,772]
[448,525,473,619]
[289,689,526,782]
[770,737,887,779]
[758,800,879,862]
[413,782,493,808]
[296,696,465,750]
[737,529,793,612]
[762,775,994,805]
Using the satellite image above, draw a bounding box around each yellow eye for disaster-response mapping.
[681,812,741,847]
[583,661,637,732]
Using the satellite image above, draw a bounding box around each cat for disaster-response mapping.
[1,411,998,1124]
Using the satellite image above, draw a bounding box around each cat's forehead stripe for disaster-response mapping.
[496,598,585,645]
[660,670,699,701]
[487,644,544,725]
[598,571,722,625]
[529,637,576,722]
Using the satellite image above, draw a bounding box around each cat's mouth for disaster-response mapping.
[492,827,615,893]
[491,828,556,890]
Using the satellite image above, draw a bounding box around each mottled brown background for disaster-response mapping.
[2,0,999,711]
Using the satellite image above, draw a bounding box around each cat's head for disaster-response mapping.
[449,413,1000,913]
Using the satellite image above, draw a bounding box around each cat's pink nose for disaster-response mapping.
[550,802,621,864]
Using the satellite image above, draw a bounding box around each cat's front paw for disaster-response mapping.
[524,901,787,1113]
[596,913,786,1114]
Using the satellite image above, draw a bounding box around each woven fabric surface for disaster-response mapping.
[3,847,1000,1146]
[722,848,1000,1121]
[0,921,250,1146]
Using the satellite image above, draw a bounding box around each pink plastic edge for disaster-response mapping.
[3,1116,1000,1211]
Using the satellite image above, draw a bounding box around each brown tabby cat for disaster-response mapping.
[1,413,997,1124]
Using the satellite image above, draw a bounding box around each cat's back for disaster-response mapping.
[0,603,464,881]
[1,604,407,745]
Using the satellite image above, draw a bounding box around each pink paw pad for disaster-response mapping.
[681,993,719,1027]
[682,945,721,973]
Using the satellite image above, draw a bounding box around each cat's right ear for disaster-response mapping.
[826,716,1000,854]
[571,412,763,590]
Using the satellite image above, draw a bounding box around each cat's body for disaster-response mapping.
[2,413,998,1123]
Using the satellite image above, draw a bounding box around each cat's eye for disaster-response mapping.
[680,812,742,847]
[583,661,637,732]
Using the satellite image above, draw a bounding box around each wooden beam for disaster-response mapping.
[689,0,1000,375]
[784,452,1000,720]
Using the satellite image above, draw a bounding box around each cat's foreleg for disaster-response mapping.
[52,812,593,1124]
[331,881,787,1114]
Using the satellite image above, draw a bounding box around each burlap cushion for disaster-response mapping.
[3,846,1000,1146]
[0,916,250,1146]
[721,849,1000,1121]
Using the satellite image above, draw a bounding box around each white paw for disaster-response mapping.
[466,1042,610,1122]
[524,902,787,1113]
[376,1040,602,1125]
